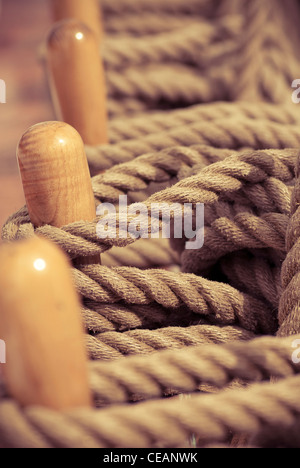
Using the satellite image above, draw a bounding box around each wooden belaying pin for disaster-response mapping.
[46,19,108,146]
[0,236,92,410]
[51,0,104,44]
[17,121,100,265]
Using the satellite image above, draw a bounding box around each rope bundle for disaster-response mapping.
[101,0,300,117]
[2,0,300,448]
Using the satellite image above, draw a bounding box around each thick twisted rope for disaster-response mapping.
[3,0,300,448]
[100,0,218,16]
[1,374,300,448]
[90,145,238,196]
[74,266,276,334]
[103,20,241,70]
[2,143,300,448]
[88,333,300,405]
[106,63,232,105]
[82,302,201,334]
[278,156,300,336]
[3,149,297,261]
[104,13,202,36]
[86,119,300,171]
[220,251,281,309]
[233,0,271,101]
[181,211,289,275]
[101,238,179,268]
[108,102,300,144]
[86,324,255,361]
[101,0,299,123]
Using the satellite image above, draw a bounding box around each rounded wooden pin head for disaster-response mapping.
[47,19,108,146]
[0,236,92,410]
[51,0,103,43]
[17,121,100,265]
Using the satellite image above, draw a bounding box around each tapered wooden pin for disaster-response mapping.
[46,19,108,146]
[51,0,104,44]
[0,236,92,410]
[17,121,100,266]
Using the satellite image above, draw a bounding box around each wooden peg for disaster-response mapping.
[46,19,108,146]
[0,236,92,410]
[51,0,103,44]
[17,121,100,265]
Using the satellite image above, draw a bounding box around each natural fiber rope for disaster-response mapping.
[233,0,271,101]
[74,266,276,334]
[86,324,255,361]
[278,155,300,336]
[88,333,300,405]
[220,251,281,309]
[1,373,300,448]
[100,0,218,16]
[86,119,300,171]
[101,0,300,117]
[2,0,300,449]
[107,102,300,144]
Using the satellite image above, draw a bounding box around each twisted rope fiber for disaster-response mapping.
[88,333,300,405]
[181,211,289,275]
[278,156,300,336]
[101,238,179,268]
[220,251,281,309]
[107,102,300,144]
[103,19,242,70]
[233,0,271,101]
[90,145,239,196]
[104,13,204,36]
[3,149,297,259]
[2,146,300,446]
[99,0,300,129]
[1,374,300,448]
[82,302,203,334]
[100,0,218,16]
[86,324,255,362]
[3,0,300,448]
[106,63,232,105]
[180,173,293,273]
[86,119,300,170]
[74,266,276,334]
[101,0,299,118]
[91,150,295,224]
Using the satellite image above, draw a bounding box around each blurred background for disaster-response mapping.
[0,0,54,235]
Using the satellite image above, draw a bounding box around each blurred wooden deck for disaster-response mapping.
[0,0,54,236]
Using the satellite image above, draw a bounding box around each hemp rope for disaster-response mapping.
[104,13,203,37]
[107,102,300,144]
[220,251,281,309]
[2,0,300,448]
[278,155,300,336]
[103,20,241,70]
[74,267,276,334]
[2,144,300,446]
[1,374,300,448]
[86,119,300,171]
[101,0,300,117]
[101,238,179,268]
[100,0,218,16]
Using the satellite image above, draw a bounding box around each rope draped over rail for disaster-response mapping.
[2,0,300,448]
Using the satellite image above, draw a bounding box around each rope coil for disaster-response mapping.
[2,0,300,448]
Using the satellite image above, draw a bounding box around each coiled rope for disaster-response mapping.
[2,0,300,448]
